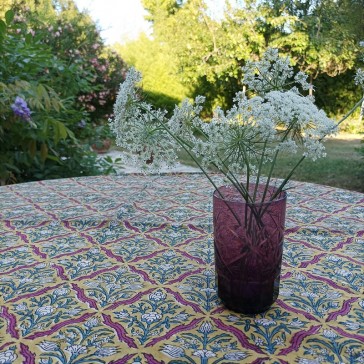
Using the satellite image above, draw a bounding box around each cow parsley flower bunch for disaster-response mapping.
[109,49,357,203]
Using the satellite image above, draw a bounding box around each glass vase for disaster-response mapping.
[213,185,287,314]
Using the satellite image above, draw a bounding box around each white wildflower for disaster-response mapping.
[355,69,364,87]
[109,49,348,203]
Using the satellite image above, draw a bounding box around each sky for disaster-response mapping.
[73,0,231,45]
[73,0,151,44]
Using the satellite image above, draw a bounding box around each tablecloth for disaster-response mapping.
[0,174,363,363]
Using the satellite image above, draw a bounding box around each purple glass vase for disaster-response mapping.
[213,185,287,314]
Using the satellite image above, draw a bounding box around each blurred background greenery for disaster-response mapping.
[0,0,363,191]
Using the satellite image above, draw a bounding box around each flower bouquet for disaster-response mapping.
[109,49,363,313]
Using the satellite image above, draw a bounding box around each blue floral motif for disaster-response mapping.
[185,237,214,264]
[135,250,199,284]
[56,248,113,279]
[292,227,345,251]
[0,264,57,301]
[312,255,363,292]
[83,267,144,307]
[176,269,218,311]
[301,328,364,364]
[0,246,38,273]
[145,223,203,246]
[38,235,90,258]
[25,221,70,243]
[37,315,118,364]
[161,320,249,364]
[283,241,317,267]
[337,300,364,336]
[280,273,342,318]
[107,237,162,261]
[224,308,305,355]
[0,346,17,363]
[0,231,22,249]
[65,218,103,231]
[113,289,193,345]
[13,285,88,336]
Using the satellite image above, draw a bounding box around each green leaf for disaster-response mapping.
[37,84,51,109]
[57,122,68,140]
[46,155,60,162]
[42,119,48,134]
[51,120,69,144]
[5,10,14,25]
[28,140,37,157]
[25,33,32,44]
[40,143,48,161]
[0,20,6,35]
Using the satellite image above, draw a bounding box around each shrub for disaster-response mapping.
[0,3,126,184]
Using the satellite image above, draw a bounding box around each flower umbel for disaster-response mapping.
[109,50,351,204]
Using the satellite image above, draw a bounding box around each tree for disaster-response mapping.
[115,34,189,112]
[127,0,363,116]
[261,0,363,78]
[139,0,266,113]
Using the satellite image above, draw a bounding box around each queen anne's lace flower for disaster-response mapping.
[109,50,353,203]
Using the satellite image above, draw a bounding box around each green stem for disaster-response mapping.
[253,140,268,201]
[271,95,364,201]
[336,96,364,127]
[262,120,298,202]
[140,105,223,200]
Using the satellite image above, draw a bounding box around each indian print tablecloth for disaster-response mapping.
[0,174,363,364]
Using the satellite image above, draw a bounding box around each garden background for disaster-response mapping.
[0,0,363,191]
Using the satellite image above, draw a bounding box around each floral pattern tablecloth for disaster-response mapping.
[0,174,363,364]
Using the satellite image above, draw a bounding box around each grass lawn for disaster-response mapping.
[261,135,364,192]
[178,134,364,193]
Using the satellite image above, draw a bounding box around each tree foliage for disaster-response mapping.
[115,34,189,112]
[121,0,363,117]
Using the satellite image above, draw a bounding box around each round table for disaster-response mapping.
[0,174,363,363]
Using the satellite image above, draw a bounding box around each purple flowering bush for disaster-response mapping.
[10,96,31,121]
